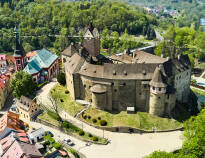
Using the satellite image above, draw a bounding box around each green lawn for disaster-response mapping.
[50,84,84,116]
[51,84,182,131]
[39,112,60,126]
[81,107,182,130]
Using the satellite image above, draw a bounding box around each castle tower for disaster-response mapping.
[13,26,27,71]
[149,65,167,116]
[82,23,100,57]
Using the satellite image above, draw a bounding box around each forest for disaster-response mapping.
[0,0,157,54]
[124,0,205,30]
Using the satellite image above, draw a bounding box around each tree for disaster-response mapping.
[143,151,176,158]
[57,72,66,85]
[10,71,36,99]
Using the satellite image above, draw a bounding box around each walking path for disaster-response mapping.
[36,81,183,158]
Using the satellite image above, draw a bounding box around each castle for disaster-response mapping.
[63,24,191,117]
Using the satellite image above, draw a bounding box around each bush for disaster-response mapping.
[83,115,87,119]
[87,115,91,119]
[43,141,50,146]
[57,72,66,85]
[65,90,69,94]
[78,130,85,136]
[49,137,55,144]
[92,118,97,123]
[97,117,101,120]
[92,136,98,141]
[62,121,70,129]
[100,120,107,126]
[53,142,62,150]
[88,133,92,137]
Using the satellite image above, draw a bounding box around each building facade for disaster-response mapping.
[64,26,191,117]
[24,48,60,84]
[17,96,40,121]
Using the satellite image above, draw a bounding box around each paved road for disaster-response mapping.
[36,81,183,158]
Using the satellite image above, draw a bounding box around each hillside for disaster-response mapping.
[0,0,157,54]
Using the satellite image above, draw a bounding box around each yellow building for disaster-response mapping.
[17,96,40,121]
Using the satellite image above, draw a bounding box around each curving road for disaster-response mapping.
[36,80,183,158]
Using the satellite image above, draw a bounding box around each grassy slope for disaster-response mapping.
[51,84,182,130]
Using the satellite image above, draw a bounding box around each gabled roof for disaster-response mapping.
[24,48,58,74]
[18,96,33,111]
[62,44,78,57]
[2,139,42,158]
[162,54,191,77]
[150,66,167,88]
[0,127,19,140]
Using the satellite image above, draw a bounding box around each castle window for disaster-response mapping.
[159,88,161,91]
[111,82,114,86]
[84,85,86,88]
[167,94,169,99]
[63,58,66,63]
[153,87,155,90]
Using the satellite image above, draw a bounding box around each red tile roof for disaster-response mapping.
[17,132,27,137]
[26,51,38,58]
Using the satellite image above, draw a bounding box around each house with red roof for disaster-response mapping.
[0,110,24,133]
[0,130,43,158]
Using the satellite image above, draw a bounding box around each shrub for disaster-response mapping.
[92,118,97,123]
[88,133,92,137]
[92,136,98,141]
[57,72,66,85]
[100,120,107,126]
[65,90,69,94]
[62,121,70,129]
[53,142,62,150]
[49,137,55,144]
[83,115,87,119]
[97,117,101,120]
[43,141,50,146]
[87,115,91,119]
[78,130,85,136]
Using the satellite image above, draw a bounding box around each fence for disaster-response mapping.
[191,84,205,91]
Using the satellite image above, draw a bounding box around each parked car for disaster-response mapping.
[67,141,74,146]
[47,131,54,137]
[63,138,74,146]
[63,138,71,143]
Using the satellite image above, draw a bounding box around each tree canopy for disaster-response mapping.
[10,71,36,99]
[0,0,157,54]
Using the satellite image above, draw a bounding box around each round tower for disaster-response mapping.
[149,65,167,116]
